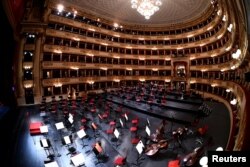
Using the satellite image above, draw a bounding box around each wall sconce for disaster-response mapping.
[87,81,94,84]
[152,68,158,71]
[126,68,132,71]
[71,67,79,70]
[230,98,237,105]
[54,49,62,54]
[24,84,33,88]
[54,79,62,87]
[87,53,94,57]
[190,80,196,84]
[211,83,217,87]
[24,66,32,70]
[139,78,145,82]
[100,67,108,70]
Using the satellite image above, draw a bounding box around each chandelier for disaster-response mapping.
[131,0,162,20]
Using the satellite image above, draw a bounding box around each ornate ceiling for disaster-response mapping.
[60,0,211,25]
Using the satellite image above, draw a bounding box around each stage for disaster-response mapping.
[3,92,230,167]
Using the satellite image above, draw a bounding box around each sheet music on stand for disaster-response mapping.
[68,116,74,124]
[77,129,86,139]
[114,128,120,139]
[41,139,49,147]
[64,136,71,144]
[91,122,97,130]
[145,126,151,136]
[55,122,64,130]
[124,113,128,121]
[40,125,49,134]
[71,153,85,167]
[136,140,144,155]
[147,118,151,127]
[119,118,124,128]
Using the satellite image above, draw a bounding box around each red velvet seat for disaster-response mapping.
[114,156,126,166]
[168,160,180,167]
[29,122,42,135]
[106,128,114,134]
[198,125,208,135]
[130,127,137,132]
[131,138,140,144]
[109,121,116,126]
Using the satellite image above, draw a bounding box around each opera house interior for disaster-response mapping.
[0,0,250,166]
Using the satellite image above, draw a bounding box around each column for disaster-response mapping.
[33,34,42,98]
[17,37,25,99]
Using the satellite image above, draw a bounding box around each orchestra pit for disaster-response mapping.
[0,0,250,167]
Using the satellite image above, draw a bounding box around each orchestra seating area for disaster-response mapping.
[8,86,230,167]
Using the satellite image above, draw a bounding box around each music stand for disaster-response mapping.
[77,129,88,148]
[68,115,74,124]
[91,122,99,138]
[147,118,151,127]
[40,139,55,158]
[114,128,120,147]
[40,125,49,136]
[62,135,72,150]
[124,113,128,127]
[55,122,65,137]
[71,153,85,167]
[145,126,151,136]
[93,142,103,165]
[119,118,124,128]
[44,161,59,167]
[132,140,145,166]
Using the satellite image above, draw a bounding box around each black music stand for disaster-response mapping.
[119,118,124,135]
[71,152,85,167]
[114,128,120,147]
[131,140,145,167]
[40,138,55,159]
[124,113,129,128]
[40,125,49,136]
[55,122,65,137]
[91,122,99,138]
[144,125,151,144]
[77,129,88,149]
[92,143,103,165]
[146,118,151,127]
[62,135,76,156]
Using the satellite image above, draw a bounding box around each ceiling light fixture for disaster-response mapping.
[131,0,162,20]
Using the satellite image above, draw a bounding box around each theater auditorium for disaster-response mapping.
[0,0,250,167]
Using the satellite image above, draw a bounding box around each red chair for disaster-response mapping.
[168,160,180,167]
[114,156,126,166]
[198,125,208,136]
[131,137,140,144]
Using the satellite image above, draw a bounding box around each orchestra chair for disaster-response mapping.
[131,117,139,125]
[114,156,126,167]
[197,125,208,136]
[106,127,114,140]
[131,137,140,145]
[168,159,180,167]
[130,126,138,137]
[109,120,116,127]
